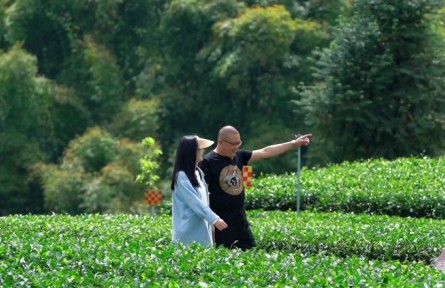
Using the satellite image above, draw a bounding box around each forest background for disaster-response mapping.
[1,0,445,216]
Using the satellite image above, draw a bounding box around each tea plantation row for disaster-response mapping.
[1,213,444,286]
[247,156,445,218]
[1,156,444,286]
[250,210,445,263]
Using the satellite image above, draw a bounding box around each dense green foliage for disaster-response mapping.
[2,156,445,285]
[247,156,445,218]
[252,210,445,263]
[298,0,445,163]
[1,0,166,215]
[32,128,160,214]
[0,46,55,215]
[1,0,445,215]
[136,137,163,189]
[1,212,444,286]
[156,0,334,174]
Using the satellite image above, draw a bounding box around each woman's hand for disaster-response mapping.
[214,218,228,231]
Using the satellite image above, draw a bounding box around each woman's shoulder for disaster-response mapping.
[177,170,187,179]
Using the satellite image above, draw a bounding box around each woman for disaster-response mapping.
[171,135,228,247]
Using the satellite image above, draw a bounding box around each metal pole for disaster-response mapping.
[297,145,301,214]
[295,134,302,214]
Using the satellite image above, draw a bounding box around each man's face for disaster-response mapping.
[218,132,243,158]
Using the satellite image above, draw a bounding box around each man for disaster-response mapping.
[199,125,312,250]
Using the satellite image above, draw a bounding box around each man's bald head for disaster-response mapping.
[215,126,242,157]
[218,125,239,140]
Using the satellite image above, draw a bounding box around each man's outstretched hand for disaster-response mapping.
[293,134,312,147]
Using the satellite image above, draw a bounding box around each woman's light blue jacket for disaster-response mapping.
[172,170,219,247]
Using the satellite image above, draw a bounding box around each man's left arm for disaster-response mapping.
[249,134,312,163]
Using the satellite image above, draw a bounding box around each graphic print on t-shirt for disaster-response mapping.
[219,164,243,195]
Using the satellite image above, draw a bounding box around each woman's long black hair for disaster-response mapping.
[171,136,200,190]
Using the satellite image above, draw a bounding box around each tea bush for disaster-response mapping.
[247,157,445,218]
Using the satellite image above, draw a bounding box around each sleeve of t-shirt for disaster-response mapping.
[239,150,252,166]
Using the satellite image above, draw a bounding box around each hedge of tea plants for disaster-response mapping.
[249,210,445,263]
[1,156,445,286]
[1,213,444,287]
[247,157,445,218]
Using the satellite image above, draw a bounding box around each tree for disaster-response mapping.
[3,1,165,214]
[80,37,126,125]
[0,46,55,215]
[136,137,163,190]
[298,0,445,164]
[4,0,164,87]
[156,1,333,174]
[34,127,161,214]
[107,98,160,142]
[0,0,6,50]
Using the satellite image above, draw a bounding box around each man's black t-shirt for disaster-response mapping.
[199,150,252,223]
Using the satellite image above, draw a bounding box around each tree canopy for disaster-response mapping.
[1,0,444,215]
[298,0,445,163]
